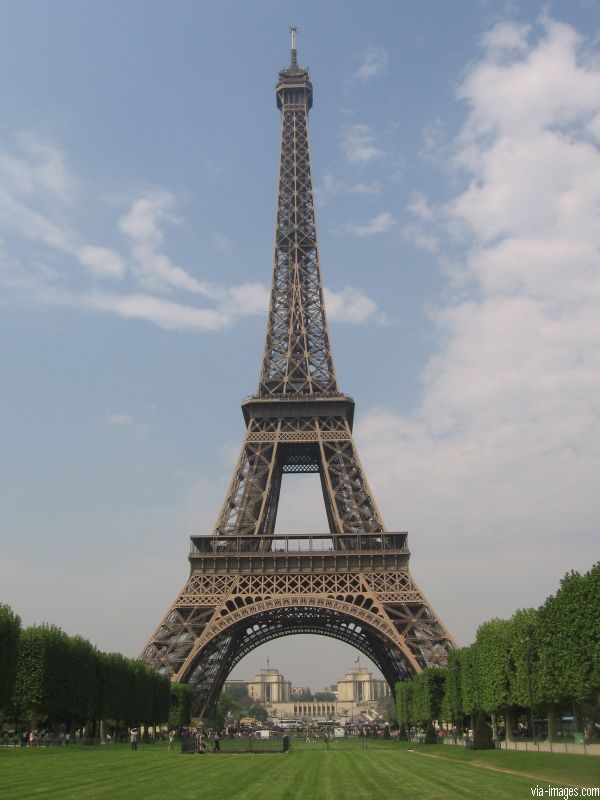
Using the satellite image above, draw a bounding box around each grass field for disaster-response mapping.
[1,740,599,800]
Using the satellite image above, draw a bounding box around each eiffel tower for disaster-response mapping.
[141,29,455,716]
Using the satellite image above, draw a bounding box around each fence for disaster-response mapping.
[181,736,290,754]
[441,736,600,757]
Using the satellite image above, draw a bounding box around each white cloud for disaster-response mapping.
[81,292,231,331]
[0,133,75,199]
[119,193,170,245]
[217,282,269,316]
[0,187,72,252]
[341,124,383,164]
[0,139,279,333]
[458,19,600,141]
[406,192,433,220]
[588,112,600,143]
[347,182,381,196]
[420,118,448,165]
[119,192,211,294]
[402,223,439,254]
[0,135,124,282]
[317,174,381,206]
[324,286,378,324]
[481,21,530,56]
[353,45,389,82]
[345,211,396,237]
[353,17,600,644]
[77,245,126,280]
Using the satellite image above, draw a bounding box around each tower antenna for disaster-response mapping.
[290,25,297,67]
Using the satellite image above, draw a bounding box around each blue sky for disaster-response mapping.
[1,0,599,689]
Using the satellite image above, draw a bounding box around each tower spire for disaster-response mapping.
[290,25,297,67]
[259,33,328,396]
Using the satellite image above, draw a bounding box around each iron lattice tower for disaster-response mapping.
[141,31,455,715]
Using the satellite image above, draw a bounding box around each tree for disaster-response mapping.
[475,619,514,715]
[411,668,445,726]
[508,609,540,708]
[14,626,99,730]
[314,691,336,701]
[216,690,241,725]
[538,565,600,717]
[474,618,516,741]
[459,645,481,724]
[14,625,59,726]
[507,608,542,739]
[247,704,268,722]
[441,650,463,729]
[537,564,600,734]
[169,683,194,730]
[100,652,132,730]
[65,635,97,730]
[395,681,413,730]
[132,661,153,729]
[376,694,396,724]
[0,604,21,720]
[294,688,313,701]
[472,708,494,750]
[225,683,249,705]
[152,672,171,727]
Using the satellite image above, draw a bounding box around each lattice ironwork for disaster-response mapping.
[258,40,336,397]
[141,31,456,718]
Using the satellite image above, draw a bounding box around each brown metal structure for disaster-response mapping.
[141,30,455,716]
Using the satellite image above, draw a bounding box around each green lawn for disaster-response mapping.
[0,741,598,800]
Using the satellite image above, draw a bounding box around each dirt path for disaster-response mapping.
[406,748,595,790]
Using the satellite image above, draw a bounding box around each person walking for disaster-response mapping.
[212,732,221,752]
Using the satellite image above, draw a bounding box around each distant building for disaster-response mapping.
[225,668,291,703]
[267,666,390,722]
[291,686,312,697]
[336,667,389,704]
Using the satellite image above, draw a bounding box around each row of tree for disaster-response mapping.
[0,604,193,733]
[396,563,599,742]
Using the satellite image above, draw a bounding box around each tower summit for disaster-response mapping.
[290,25,298,68]
[141,33,455,717]
[261,26,325,396]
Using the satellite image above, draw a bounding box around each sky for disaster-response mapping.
[1,0,599,691]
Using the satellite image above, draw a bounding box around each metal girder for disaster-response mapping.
[259,58,336,397]
[140,36,456,718]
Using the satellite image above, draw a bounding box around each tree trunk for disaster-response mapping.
[472,709,494,750]
[573,701,584,733]
[504,706,515,742]
[491,712,498,741]
[547,702,558,741]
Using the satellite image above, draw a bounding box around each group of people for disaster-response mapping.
[128,728,182,752]
[194,730,221,753]
[9,730,73,747]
